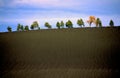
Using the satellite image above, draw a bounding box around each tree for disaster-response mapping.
[96,18,102,27]
[17,23,21,31]
[17,24,24,31]
[25,25,29,31]
[45,22,52,29]
[66,20,73,28]
[7,26,12,32]
[56,22,61,29]
[109,20,114,27]
[21,25,24,31]
[87,16,96,27]
[77,18,85,27]
[31,21,39,30]
[99,20,102,27]
[30,24,34,30]
[60,21,64,28]
[56,21,64,29]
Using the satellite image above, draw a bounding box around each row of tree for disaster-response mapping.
[7,18,115,32]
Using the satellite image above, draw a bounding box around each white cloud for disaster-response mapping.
[12,0,80,8]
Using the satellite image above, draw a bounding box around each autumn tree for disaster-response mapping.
[109,20,114,27]
[87,16,96,27]
[66,20,73,28]
[31,21,39,30]
[7,26,12,32]
[45,22,52,29]
[77,18,85,27]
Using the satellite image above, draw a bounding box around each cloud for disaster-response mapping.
[1,0,120,12]
[11,0,80,8]
[1,0,120,8]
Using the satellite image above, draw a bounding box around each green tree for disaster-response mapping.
[99,20,102,27]
[77,18,85,27]
[17,23,21,31]
[66,20,73,28]
[30,24,34,30]
[21,25,24,31]
[60,21,64,28]
[45,22,52,29]
[17,24,24,31]
[31,21,39,30]
[7,26,12,32]
[25,25,29,31]
[56,22,61,29]
[56,21,64,29]
[109,20,114,27]
[96,18,102,27]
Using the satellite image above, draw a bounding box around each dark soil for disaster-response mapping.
[0,27,120,78]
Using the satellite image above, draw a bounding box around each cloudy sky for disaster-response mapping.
[0,0,120,32]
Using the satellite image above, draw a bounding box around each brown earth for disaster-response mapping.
[0,27,120,78]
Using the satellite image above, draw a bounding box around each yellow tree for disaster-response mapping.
[87,16,96,27]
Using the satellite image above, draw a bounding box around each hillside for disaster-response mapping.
[0,27,120,78]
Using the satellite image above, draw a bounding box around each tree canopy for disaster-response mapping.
[56,21,64,29]
[77,18,85,27]
[24,25,29,31]
[7,26,12,32]
[96,18,102,27]
[87,16,96,26]
[31,21,39,30]
[45,22,52,29]
[17,24,24,31]
[109,20,114,27]
[56,22,61,29]
[66,20,73,28]
[60,21,64,28]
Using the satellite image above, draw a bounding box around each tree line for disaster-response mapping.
[7,16,115,32]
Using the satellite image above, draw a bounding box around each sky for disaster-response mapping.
[0,0,120,32]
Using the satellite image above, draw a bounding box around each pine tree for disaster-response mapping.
[109,20,114,27]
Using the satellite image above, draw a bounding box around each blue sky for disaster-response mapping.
[0,0,120,32]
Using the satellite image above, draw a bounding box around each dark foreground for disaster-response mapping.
[0,27,120,78]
